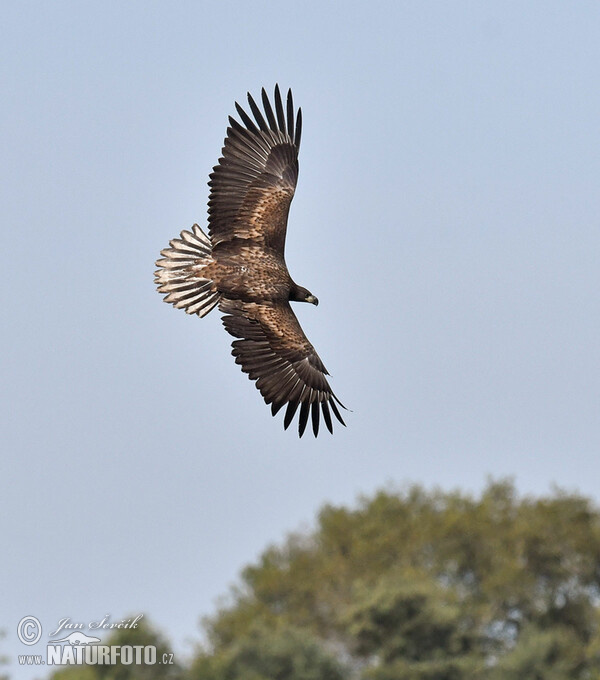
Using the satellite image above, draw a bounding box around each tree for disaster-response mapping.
[42,482,600,679]
[48,617,182,680]
[189,623,345,680]
[190,481,600,679]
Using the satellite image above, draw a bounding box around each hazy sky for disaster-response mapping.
[2,1,599,677]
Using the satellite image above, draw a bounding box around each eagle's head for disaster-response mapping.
[292,285,319,306]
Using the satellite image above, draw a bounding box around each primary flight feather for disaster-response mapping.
[155,86,345,437]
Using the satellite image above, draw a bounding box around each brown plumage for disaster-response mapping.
[155,86,346,437]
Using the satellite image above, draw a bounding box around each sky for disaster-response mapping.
[2,1,599,677]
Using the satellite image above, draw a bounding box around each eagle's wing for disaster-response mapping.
[208,86,301,254]
[219,299,345,437]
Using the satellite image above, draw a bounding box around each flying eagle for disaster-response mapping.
[155,86,346,437]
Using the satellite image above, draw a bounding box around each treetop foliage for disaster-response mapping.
[47,481,600,680]
[198,480,600,679]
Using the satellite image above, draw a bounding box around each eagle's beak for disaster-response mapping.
[306,295,319,306]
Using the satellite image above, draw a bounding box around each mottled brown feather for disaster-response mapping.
[220,299,345,437]
[208,86,300,254]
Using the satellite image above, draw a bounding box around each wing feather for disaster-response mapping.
[261,87,278,129]
[220,299,345,437]
[208,86,301,253]
[311,401,320,437]
[298,401,311,438]
[274,84,286,130]
[234,101,260,134]
[294,108,302,148]
[284,401,301,431]
[321,400,333,434]
[286,89,294,137]
[247,92,270,132]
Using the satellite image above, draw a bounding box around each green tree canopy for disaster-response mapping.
[190,480,600,680]
[189,623,346,680]
[48,617,181,680]
[43,482,600,680]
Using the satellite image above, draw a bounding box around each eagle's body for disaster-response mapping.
[155,86,345,437]
[204,241,294,303]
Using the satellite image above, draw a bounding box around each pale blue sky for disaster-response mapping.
[2,1,599,677]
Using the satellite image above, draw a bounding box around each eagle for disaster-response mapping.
[155,86,346,437]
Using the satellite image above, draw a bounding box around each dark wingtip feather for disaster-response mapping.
[261,87,277,130]
[274,396,340,436]
[334,395,350,411]
[284,401,299,430]
[247,92,269,132]
[322,401,333,434]
[235,101,259,133]
[274,84,286,131]
[295,107,302,148]
[329,398,346,427]
[286,89,294,138]
[298,401,310,438]
[311,401,320,437]
[271,401,285,417]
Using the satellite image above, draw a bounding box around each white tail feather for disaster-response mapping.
[155,224,220,317]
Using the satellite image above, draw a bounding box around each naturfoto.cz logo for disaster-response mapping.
[16,614,175,667]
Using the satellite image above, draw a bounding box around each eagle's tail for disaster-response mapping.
[155,224,221,317]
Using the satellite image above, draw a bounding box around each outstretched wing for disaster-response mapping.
[208,85,302,254]
[219,299,345,437]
